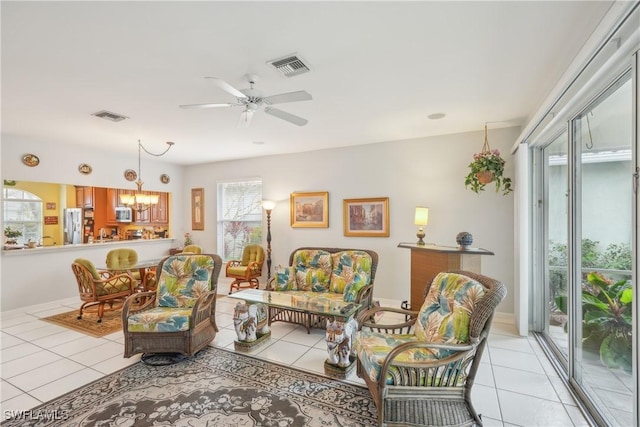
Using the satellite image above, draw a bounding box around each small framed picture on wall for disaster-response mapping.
[343,197,389,237]
[290,191,329,228]
[191,188,204,230]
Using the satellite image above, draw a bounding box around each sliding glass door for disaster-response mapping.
[537,71,634,426]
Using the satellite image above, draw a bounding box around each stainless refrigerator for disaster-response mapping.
[63,208,83,245]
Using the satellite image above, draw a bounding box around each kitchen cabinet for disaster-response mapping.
[75,186,94,208]
[106,188,119,225]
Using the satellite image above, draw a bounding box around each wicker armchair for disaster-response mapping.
[71,258,136,322]
[354,270,506,427]
[226,244,265,293]
[121,253,222,358]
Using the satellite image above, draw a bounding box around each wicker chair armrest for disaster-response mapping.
[246,260,263,275]
[189,290,217,327]
[357,306,418,331]
[378,341,477,388]
[121,291,156,325]
[265,277,275,291]
[225,260,241,272]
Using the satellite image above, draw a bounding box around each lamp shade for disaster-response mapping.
[262,200,276,211]
[414,207,429,226]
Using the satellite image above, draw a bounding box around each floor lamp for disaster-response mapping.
[262,200,276,281]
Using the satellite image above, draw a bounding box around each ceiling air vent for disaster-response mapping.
[91,110,129,122]
[267,54,310,77]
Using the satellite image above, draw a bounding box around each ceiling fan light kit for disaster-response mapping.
[180,74,312,127]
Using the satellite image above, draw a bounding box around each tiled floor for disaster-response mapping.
[0,288,592,426]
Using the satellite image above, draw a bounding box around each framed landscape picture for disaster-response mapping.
[290,191,329,228]
[343,197,389,237]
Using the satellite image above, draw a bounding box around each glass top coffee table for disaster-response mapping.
[228,289,361,378]
[228,288,361,318]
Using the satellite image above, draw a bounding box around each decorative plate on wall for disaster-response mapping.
[160,174,170,184]
[78,163,92,175]
[124,169,137,182]
[22,154,40,167]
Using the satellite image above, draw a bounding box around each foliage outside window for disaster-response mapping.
[3,188,43,244]
[217,180,263,261]
[549,239,632,371]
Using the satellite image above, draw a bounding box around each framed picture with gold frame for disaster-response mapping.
[191,188,204,230]
[343,197,389,237]
[290,191,329,228]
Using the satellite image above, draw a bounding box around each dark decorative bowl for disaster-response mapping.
[456,232,473,249]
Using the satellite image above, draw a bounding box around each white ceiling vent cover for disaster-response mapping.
[267,54,310,77]
[91,110,129,122]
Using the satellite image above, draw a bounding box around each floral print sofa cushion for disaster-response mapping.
[355,272,485,384]
[291,249,332,291]
[127,307,194,332]
[354,329,446,384]
[414,272,486,357]
[155,254,214,308]
[329,250,372,301]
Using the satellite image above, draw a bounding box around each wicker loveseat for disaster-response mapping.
[266,247,378,332]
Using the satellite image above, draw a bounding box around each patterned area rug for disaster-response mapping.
[2,346,377,426]
[41,309,122,338]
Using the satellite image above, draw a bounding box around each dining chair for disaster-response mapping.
[71,258,136,322]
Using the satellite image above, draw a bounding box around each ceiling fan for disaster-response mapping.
[179,74,312,128]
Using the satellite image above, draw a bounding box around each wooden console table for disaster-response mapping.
[398,243,494,310]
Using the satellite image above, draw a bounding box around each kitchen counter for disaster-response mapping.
[2,238,177,256]
[2,238,178,311]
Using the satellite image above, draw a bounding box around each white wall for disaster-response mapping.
[1,127,519,316]
[184,127,519,316]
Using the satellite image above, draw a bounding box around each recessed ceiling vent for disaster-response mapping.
[91,110,129,122]
[267,54,310,77]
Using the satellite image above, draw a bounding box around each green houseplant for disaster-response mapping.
[4,226,22,244]
[464,125,513,195]
[555,271,632,372]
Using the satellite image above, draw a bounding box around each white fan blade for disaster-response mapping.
[237,109,254,128]
[263,91,312,105]
[264,107,308,126]
[179,102,238,109]
[205,77,247,99]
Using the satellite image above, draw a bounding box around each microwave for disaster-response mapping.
[115,207,133,222]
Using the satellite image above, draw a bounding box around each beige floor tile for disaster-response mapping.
[67,341,124,366]
[7,358,86,391]
[0,393,42,415]
[493,366,559,401]
[1,350,62,378]
[91,354,140,374]
[497,389,573,426]
[29,368,104,403]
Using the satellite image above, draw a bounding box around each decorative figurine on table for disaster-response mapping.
[233,302,269,342]
[326,318,358,368]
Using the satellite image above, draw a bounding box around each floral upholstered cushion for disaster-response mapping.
[156,255,214,308]
[274,266,297,291]
[295,267,330,292]
[126,307,193,332]
[329,251,372,300]
[414,272,485,355]
[292,250,332,292]
[354,329,448,384]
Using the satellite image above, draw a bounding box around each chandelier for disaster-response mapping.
[120,140,174,213]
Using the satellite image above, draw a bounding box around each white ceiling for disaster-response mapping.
[1,1,614,165]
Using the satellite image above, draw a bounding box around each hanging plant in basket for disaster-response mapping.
[464,124,513,195]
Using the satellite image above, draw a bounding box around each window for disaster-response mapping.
[3,188,43,244]
[217,179,262,261]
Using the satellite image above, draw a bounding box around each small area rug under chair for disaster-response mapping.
[41,309,122,338]
[1,346,377,426]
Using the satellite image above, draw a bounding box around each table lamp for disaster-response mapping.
[414,207,429,246]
